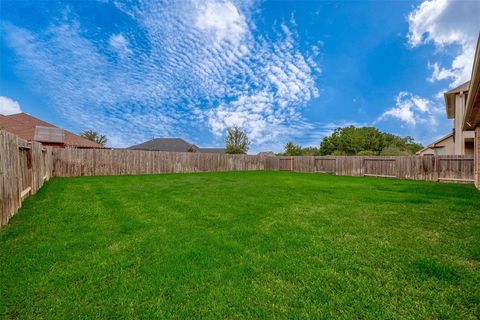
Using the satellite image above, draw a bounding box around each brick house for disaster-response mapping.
[0,113,104,149]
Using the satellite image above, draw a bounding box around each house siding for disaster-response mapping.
[454,93,468,155]
[476,127,480,189]
[436,135,455,155]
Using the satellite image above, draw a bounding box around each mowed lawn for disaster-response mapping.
[1,172,479,319]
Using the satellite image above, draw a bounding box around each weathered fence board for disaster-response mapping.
[265,155,474,183]
[0,131,53,227]
[52,148,266,177]
[364,158,396,178]
[315,158,336,173]
[279,157,294,171]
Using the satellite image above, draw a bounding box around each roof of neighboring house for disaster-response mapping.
[257,151,275,157]
[416,132,454,155]
[416,146,434,155]
[128,138,226,153]
[444,81,470,118]
[464,33,480,129]
[428,132,454,147]
[197,148,226,154]
[0,113,104,148]
[128,138,197,152]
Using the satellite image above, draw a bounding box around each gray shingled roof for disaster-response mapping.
[128,138,197,152]
[257,151,275,157]
[127,138,226,153]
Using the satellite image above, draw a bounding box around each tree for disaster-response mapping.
[80,130,107,146]
[225,127,250,154]
[302,146,320,156]
[284,142,303,156]
[319,126,423,156]
[319,135,337,156]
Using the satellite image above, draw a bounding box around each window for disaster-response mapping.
[434,147,445,156]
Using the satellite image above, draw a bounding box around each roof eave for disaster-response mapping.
[427,132,454,148]
[444,93,456,118]
[464,33,480,130]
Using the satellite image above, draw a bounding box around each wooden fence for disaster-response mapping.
[0,131,53,227]
[265,155,474,183]
[0,129,476,228]
[52,148,266,177]
[51,150,474,182]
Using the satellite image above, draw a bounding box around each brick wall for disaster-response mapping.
[476,127,480,189]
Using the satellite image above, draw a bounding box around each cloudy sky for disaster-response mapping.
[1,0,479,152]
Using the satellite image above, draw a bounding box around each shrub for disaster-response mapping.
[380,145,411,156]
[357,150,377,156]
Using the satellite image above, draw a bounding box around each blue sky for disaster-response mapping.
[1,0,479,152]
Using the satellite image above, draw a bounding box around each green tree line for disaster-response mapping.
[281,126,423,156]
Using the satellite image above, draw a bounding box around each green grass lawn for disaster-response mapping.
[1,171,479,319]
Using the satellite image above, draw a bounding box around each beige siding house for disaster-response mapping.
[419,75,475,156]
[420,34,480,189]
[420,81,475,156]
[417,133,454,156]
[444,81,475,155]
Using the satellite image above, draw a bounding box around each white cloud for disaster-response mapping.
[408,0,480,87]
[378,92,440,126]
[206,22,320,145]
[378,0,478,144]
[4,0,321,148]
[196,1,247,47]
[109,33,130,54]
[0,96,22,115]
[376,91,450,146]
